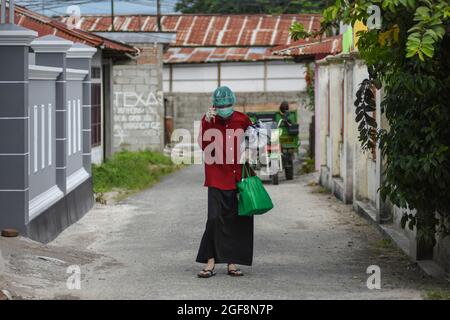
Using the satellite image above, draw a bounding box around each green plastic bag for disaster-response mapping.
[237,165,274,216]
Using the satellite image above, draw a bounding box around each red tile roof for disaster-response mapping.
[12,5,137,55]
[272,35,342,58]
[68,14,321,47]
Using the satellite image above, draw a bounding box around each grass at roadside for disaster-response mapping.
[423,289,450,300]
[311,186,330,194]
[299,157,315,175]
[92,150,180,201]
[377,238,394,249]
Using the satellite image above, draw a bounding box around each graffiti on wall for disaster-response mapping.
[113,90,163,148]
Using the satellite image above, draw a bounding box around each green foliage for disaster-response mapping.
[290,0,450,241]
[354,78,377,151]
[406,2,447,61]
[377,238,394,249]
[92,150,177,194]
[299,157,315,174]
[290,21,310,40]
[175,0,332,14]
[423,289,450,300]
[311,186,330,194]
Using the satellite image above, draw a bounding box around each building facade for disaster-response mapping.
[92,32,175,154]
[0,12,95,242]
[13,4,140,164]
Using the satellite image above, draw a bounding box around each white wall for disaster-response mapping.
[91,146,103,165]
[221,62,265,92]
[164,63,218,93]
[163,61,307,93]
[91,50,104,165]
[317,57,379,205]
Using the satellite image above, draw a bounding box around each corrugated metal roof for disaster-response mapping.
[12,5,137,55]
[164,46,284,64]
[68,14,321,47]
[272,35,342,57]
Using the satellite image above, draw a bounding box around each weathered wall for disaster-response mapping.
[391,205,450,273]
[434,226,450,273]
[351,61,373,205]
[317,63,329,186]
[111,43,165,152]
[165,91,313,155]
[316,53,450,273]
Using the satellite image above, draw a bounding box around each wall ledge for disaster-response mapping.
[30,35,73,53]
[29,185,64,222]
[0,24,37,46]
[29,65,62,80]
[66,68,89,81]
[67,43,97,59]
[66,167,89,194]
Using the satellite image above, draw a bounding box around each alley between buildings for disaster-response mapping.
[0,165,447,299]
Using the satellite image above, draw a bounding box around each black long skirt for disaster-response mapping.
[196,187,254,266]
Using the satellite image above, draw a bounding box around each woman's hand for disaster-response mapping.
[205,106,217,123]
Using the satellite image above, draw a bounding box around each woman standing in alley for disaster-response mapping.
[196,86,253,278]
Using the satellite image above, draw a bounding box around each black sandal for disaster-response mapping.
[227,265,244,277]
[198,268,216,278]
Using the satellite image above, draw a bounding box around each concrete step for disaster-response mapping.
[355,200,378,223]
[355,200,448,279]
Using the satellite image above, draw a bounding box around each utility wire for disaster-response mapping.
[18,0,177,12]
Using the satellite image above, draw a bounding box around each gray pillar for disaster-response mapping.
[0,24,37,232]
[31,35,73,193]
[67,43,97,174]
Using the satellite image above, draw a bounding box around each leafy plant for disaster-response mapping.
[299,157,315,174]
[377,238,394,249]
[354,78,377,151]
[291,0,450,245]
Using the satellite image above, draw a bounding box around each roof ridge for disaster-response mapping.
[69,13,322,18]
[272,34,342,52]
[14,4,137,54]
[272,34,343,57]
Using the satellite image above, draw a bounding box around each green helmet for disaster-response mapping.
[212,86,236,107]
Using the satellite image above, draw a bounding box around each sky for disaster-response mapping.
[16,0,178,16]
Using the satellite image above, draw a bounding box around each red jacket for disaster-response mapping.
[198,111,253,190]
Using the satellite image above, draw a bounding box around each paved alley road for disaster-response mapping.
[4,165,445,299]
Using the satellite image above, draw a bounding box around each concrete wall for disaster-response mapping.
[111,43,165,152]
[317,56,348,201]
[0,28,94,243]
[317,63,329,181]
[315,52,450,274]
[318,54,383,209]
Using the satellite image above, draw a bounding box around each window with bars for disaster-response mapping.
[91,67,101,79]
[91,83,101,147]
